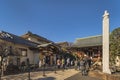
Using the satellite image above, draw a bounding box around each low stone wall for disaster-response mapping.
[89,71,120,80]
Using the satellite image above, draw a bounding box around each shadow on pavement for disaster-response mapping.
[37,77,56,80]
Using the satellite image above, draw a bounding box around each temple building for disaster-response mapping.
[0,30,60,75]
[70,35,102,61]
[0,31,38,71]
[21,31,60,66]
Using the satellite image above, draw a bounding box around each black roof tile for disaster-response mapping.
[0,31,38,47]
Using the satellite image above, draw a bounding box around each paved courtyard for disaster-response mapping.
[1,69,103,80]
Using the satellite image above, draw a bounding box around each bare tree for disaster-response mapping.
[0,42,12,79]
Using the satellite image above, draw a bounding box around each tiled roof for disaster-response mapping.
[0,31,38,47]
[56,41,73,47]
[21,31,53,43]
[38,42,59,48]
[38,43,53,47]
[72,35,102,47]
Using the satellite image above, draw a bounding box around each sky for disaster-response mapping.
[0,0,120,42]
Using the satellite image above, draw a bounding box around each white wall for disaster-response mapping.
[27,49,34,64]
[33,53,40,64]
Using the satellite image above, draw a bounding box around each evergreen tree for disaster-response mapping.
[110,27,120,65]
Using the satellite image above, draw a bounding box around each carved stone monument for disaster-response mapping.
[102,10,111,74]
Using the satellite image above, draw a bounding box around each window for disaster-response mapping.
[19,48,27,57]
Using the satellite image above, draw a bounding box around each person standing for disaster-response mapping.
[39,60,42,68]
[80,58,86,76]
[84,56,91,74]
[66,57,70,67]
[77,59,80,70]
[57,58,61,69]
[74,59,78,70]
[21,61,25,72]
[61,58,65,69]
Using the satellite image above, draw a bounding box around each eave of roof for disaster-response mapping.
[76,35,102,40]
[37,42,60,51]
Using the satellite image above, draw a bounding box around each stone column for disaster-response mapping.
[102,10,111,74]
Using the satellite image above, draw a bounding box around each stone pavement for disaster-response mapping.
[89,71,120,80]
[1,69,103,80]
[65,72,102,80]
[1,69,79,80]
[32,69,79,80]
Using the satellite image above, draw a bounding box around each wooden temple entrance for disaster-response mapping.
[70,46,102,61]
[38,43,60,66]
[70,35,102,61]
